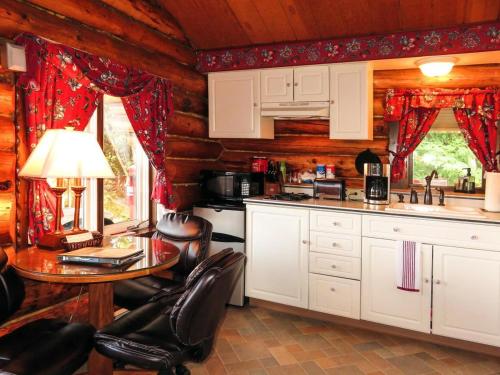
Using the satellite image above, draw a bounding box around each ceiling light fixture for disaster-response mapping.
[416,56,458,77]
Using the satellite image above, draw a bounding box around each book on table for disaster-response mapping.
[57,246,144,266]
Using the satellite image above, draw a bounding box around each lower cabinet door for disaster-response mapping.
[245,204,309,308]
[361,237,432,332]
[433,246,500,346]
[309,273,360,319]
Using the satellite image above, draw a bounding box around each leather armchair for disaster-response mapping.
[0,249,95,375]
[114,213,213,310]
[95,248,245,375]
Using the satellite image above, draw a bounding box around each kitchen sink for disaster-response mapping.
[386,202,486,219]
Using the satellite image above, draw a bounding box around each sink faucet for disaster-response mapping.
[424,170,439,205]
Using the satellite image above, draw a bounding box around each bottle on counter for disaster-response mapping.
[326,164,336,179]
[316,164,326,179]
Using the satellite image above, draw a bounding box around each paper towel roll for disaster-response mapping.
[485,172,500,212]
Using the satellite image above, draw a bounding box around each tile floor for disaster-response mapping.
[186,305,500,375]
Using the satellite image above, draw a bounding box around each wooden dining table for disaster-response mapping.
[13,235,180,375]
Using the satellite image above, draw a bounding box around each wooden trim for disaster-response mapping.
[96,102,104,234]
[249,298,500,358]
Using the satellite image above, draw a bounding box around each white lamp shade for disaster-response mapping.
[19,129,115,179]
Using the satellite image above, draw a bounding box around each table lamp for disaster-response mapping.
[19,127,115,249]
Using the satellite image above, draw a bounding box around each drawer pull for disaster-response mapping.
[393,227,400,232]
[302,240,308,244]
[435,280,441,285]
[332,222,339,226]
[331,242,337,247]
[331,264,337,269]
[330,287,335,292]
[470,235,478,240]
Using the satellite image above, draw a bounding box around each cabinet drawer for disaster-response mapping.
[309,274,360,319]
[309,252,361,279]
[310,210,361,235]
[310,231,361,257]
[363,214,500,251]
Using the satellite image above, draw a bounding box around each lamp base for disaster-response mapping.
[38,229,88,250]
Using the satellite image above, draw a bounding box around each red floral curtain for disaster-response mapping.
[17,35,100,242]
[17,34,175,243]
[385,88,500,182]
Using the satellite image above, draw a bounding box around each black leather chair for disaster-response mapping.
[113,213,213,310]
[0,248,95,375]
[95,248,245,375]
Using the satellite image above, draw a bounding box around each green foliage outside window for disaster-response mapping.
[413,132,482,187]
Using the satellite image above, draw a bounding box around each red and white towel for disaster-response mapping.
[396,240,421,292]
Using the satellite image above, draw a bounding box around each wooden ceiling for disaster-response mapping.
[161,0,500,50]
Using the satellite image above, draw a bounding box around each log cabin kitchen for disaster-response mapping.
[0,1,499,374]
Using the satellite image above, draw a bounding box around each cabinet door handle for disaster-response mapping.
[424,278,430,283]
[435,280,441,285]
[253,102,258,107]
[302,240,308,244]
[294,82,298,87]
[330,287,335,292]
[393,227,400,232]
[332,222,339,226]
[330,100,335,104]
[470,235,478,240]
[286,82,291,87]
[331,264,337,269]
[331,242,337,247]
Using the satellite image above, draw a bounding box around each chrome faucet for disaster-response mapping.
[424,170,439,205]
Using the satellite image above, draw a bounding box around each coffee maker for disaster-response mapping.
[364,163,390,204]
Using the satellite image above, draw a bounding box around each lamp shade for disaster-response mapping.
[19,128,115,179]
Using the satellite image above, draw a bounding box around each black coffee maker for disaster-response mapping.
[364,163,391,204]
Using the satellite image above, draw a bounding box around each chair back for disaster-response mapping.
[0,249,25,323]
[153,213,212,277]
[169,251,245,347]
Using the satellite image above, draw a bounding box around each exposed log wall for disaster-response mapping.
[0,0,206,327]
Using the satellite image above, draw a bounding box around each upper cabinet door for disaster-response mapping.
[293,66,329,102]
[261,68,293,103]
[209,71,273,139]
[433,246,500,347]
[330,62,373,140]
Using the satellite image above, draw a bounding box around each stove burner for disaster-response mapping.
[265,193,312,201]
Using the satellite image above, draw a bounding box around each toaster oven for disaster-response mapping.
[313,179,346,200]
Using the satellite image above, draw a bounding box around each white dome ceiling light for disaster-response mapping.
[416,57,458,77]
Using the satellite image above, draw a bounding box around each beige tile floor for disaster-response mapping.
[187,305,500,375]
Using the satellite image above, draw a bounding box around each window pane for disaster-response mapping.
[413,131,482,187]
[103,96,147,225]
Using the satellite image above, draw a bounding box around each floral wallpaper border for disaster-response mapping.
[196,22,500,73]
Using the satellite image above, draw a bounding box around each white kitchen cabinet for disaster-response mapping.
[245,204,309,308]
[361,237,432,333]
[260,65,329,103]
[261,68,293,103]
[433,246,500,346]
[309,273,360,319]
[293,65,329,102]
[329,62,373,140]
[208,70,273,138]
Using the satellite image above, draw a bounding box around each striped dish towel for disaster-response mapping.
[396,240,421,292]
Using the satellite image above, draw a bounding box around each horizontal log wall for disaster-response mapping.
[0,0,206,327]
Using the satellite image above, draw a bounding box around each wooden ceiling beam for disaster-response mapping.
[0,0,206,95]
[24,0,196,67]
[98,0,188,44]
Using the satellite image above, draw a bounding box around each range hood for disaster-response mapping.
[261,101,330,120]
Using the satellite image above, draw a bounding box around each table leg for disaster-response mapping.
[88,282,115,375]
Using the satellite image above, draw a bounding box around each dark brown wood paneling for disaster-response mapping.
[166,137,222,159]
[168,113,208,139]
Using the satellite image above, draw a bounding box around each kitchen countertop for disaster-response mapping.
[244,196,500,225]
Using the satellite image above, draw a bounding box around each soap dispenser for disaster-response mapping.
[463,168,475,193]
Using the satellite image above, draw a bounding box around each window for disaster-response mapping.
[84,95,150,234]
[390,108,483,189]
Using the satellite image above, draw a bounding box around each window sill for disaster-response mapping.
[392,187,485,200]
